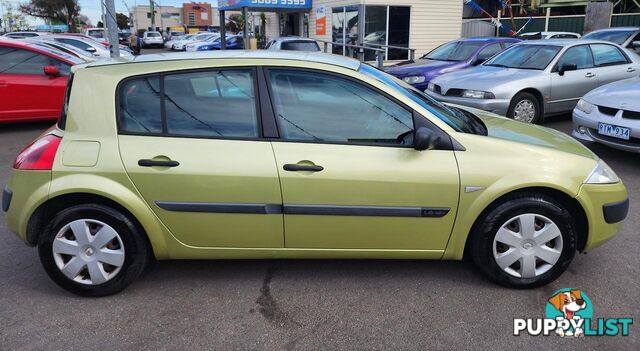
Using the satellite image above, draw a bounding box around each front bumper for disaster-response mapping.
[572,108,640,153]
[576,181,629,251]
[425,90,510,116]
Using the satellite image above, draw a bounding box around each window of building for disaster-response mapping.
[268,69,413,145]
[188,12,196,26]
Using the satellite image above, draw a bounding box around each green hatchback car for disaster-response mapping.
[2,51,628,296]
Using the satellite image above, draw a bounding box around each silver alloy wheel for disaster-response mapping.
[52,219,125,285]
[492,213,563,279]
[513,99,536,123]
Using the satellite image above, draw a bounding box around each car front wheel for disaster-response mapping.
[38,204,150,296]
[469,193,577,288]
[508,92,541,124]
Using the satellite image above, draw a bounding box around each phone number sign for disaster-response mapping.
[219,0,312,10]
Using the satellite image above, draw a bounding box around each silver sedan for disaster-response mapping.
[425,40,639,123]
[573,77,640,153]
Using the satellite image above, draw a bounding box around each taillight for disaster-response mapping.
[13,135,62,170]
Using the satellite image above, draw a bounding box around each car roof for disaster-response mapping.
[73,50,361,72]
[517,39,614,47]
[272,37,317,42]
[587,27,640,33]
[521,31,579,35]
[459,37,519,42]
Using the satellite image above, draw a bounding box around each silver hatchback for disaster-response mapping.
[426,40,639,123]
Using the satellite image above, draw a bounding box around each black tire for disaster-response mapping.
[507,92,542,124]
[468,193,577,289]
[38,204,150,297]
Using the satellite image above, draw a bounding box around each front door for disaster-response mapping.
[117,68,284,248]
[0,47,68,121]
[549,44,599,114]
[265,68,460,251]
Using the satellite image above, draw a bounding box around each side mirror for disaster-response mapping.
[473,57,487,66]
[558,63,577,76]
[85,47,97,53]
[413,127,440,151]
[43,65,60,77]
[632,41,640,49]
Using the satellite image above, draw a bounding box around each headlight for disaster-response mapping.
[585,160,620,184]
[462,90,495,99]
[427,82,436,92]
[576,99,594,114]
[402,76,426,85]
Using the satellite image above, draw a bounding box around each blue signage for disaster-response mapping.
[35,24,69,32]
[218,0,312,11]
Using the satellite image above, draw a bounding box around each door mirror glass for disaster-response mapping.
[558,63,577,76]
[413,127,439,151]
[632,41,640,49]
[85,47,97,53]
[43,65,60,77]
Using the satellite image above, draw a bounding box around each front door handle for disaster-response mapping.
[585,72,596,78]
[283,164,324,172]
[627,67,636,73]
[138,159,180,167]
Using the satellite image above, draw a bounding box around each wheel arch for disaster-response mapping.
[26,191,168,259]
[461,186,589,260]
[510,88,545,117]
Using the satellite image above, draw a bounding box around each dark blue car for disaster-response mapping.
[198,35,244,51]
[385,37,521,92]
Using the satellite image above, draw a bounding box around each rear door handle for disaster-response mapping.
[283,164,324,172]
[138,159,180,167]
[585,72,596,78]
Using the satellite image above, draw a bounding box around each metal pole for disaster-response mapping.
[242,7,249,49]
[104,0,120,58]
[220,10,226,50]
[149,0,155,30]
[410,49,415,62]
[376,51,384,69]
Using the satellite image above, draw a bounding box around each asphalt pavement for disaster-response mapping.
[0,113,638,350]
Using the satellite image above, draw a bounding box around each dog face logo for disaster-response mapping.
[548,290,587,320]
[546,289,589,337]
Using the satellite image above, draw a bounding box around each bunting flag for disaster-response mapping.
[464,0,533,37]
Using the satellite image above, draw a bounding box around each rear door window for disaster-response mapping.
[590,44,628,66]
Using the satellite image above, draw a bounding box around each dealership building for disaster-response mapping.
[219,0,463,60]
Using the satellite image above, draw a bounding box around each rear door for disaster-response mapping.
[265,68,460,252]
[589,43,637,85]
[117,68,284,248]
[549,45,599,114]
[0,45,68,121]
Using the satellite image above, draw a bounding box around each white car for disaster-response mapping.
[43,35,132,58]
[185,34,220,52]
[85,28,106,40]
[573,77,640,153]
[519,31,581,40]
[142,31,164,48]
[165,34,189,49]
[265,37,321,51]
[172,33,211,51]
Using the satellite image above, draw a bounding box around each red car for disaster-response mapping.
[0,40,84,123]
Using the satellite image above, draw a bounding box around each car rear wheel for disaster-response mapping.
[469,193,577,288]
[508,92,541,124]
[38,204,150,297]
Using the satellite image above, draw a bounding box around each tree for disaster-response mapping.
[1,1,29,31]
[20,0,81,33]
[226,13,243,33]
[116,13,129,30]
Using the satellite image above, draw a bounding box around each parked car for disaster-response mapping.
[26,38,103,62]
[54,33,133,54]
[386,37,520,92]
[185,35,220,52]
[85,28,106,40]
[167,30,185,41]
[2,51,628,296]
[3,31,50,39]
[573,77,640,152]
[425,40,640,124]
[0,40,84,123]
[118,31,131,46]
[197,35,244,50]
[266,37,321,52]
[165,34,190,49]
[172,33,211,51]
[142,31,164,48]
[582,27,640,55]
[519,31,581,40]
[43,35,133,58]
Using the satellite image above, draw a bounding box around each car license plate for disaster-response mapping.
[598,123,630,141]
